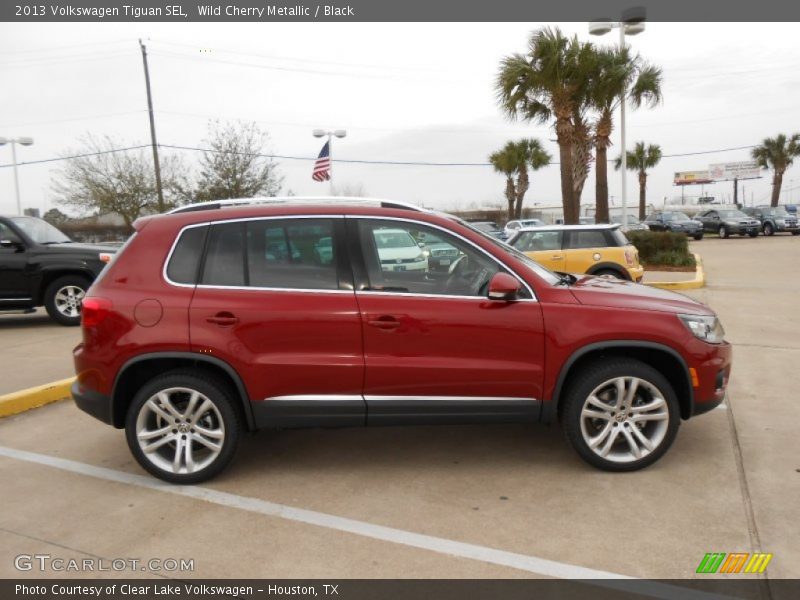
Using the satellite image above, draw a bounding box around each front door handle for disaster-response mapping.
[551,255,564,260]
[206,312,239,326]
[367,315,401,330]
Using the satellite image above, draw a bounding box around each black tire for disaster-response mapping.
[718,225,729,239]
[749,231,759,238]
[792,231,800,236]
[43,274,91,326]
[592,268,626,280]
[560,358,681,472]
[763,222,775,236]
[693,233,704,241]
[125,370,242,484]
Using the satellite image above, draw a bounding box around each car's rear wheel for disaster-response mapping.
[718,225,729,239]
[763,222,775,236]
[44,275,90,326]
[561,359,680,472]
[693,233,704,240]
[792,231,800,236]
[125,371,241,484]
[592,268,626,280]
[749,231,759,238]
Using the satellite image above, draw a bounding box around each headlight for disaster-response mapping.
[678,314,725,344]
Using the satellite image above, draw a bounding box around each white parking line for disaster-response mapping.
[0,445,729,599]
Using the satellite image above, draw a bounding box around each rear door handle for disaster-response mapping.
[367,315,401,330]
[206,312,239,326]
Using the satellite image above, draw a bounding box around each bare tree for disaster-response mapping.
[194,120,283,201]
[52,135,188,231]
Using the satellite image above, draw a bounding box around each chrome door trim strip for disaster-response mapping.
[264,394,364,402]
[364,395,537,403]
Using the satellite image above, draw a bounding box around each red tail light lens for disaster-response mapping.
[81,297,113,328]
[624,249,636,266]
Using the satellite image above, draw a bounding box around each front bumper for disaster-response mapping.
[71,379,113,425]
[688,339,732,417]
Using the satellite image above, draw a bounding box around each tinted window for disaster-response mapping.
[569,230,608,249]
[610,229,629,246]
[167,226,208,284]
[511,230,562,252]
[0,222,23,245]
[246,219,338,290]
[357,220,508,298]
[201,222,245,286]
[9,217,71,244]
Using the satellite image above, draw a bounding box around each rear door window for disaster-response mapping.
[201,222,246,287]
[567,230,608,249]
[511,230,562,252]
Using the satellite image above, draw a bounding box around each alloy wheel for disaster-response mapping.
[135,387,225,475]
[579,376,670,464]
[54,285,85,318]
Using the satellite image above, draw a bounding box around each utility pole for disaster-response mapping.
[733,177,738,206]
[139,39,165,212]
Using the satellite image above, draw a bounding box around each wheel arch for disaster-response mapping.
[543,341,694,423]
[111,352,255,431]
[37,268,95,305]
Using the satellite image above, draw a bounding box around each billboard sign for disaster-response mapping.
[708,161,761,181]
[674,170,713,185]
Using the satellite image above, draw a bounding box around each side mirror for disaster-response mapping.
[488,272,522,301]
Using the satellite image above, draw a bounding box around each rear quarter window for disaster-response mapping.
[166,226,209,285]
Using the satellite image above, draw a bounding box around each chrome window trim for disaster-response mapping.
[162,215,345,290]
[162,213,538,302]
[0,298,33,302]
[349,215,537,302]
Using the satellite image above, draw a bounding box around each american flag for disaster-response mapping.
[312,141,331,182]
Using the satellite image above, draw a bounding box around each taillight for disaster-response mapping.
[624,249,636,266]
[81,297,113,328]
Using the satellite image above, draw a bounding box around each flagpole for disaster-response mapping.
[328,133,334,196]
[313,129,346,196]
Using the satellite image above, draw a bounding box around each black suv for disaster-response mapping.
[644,211,704,240]
[0,216,118,325]
[695,208,761,238]
[742,206,800,236]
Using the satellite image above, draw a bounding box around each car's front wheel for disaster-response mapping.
[125,371,241,484]
[44,275,90,326]
[561,359,680,472]
[763,222,775,236]
[719,225,729,239]
[693,233,704,240]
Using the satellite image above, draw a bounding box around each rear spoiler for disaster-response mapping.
[132,215,156,231]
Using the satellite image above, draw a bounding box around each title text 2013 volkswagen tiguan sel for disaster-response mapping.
[72,198,731,483]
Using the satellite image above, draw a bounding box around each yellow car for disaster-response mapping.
[507,224,644,282]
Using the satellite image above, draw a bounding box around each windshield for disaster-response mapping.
[663,212,690,221]
[520,219,543,227]
[472,222,499,232]
[717,210,748,219]
[458,219,561,286]
[764,207,789,216]
[10,217,71,244]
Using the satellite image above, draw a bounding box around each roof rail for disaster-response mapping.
[168,196,427,215]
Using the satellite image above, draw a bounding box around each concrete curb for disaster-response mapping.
[645,253,705,290]
[0,377,75,419]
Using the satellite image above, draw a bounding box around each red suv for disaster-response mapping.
[72,199,731,483]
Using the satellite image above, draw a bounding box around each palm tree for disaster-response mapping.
[490,139,552,221]
[489,142,520,221]
[615,142,662,220]
[591,46,662,223]
[496,27,595,224]
[751,134,800,207]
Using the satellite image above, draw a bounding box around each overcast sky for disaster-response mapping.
[1,22,799,216]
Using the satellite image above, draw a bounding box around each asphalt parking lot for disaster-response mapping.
[0,235,797,582]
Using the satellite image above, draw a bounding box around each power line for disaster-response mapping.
[0,143,762,170]
[0,110,147,129]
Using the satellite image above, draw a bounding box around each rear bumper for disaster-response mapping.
[71,379,113,426]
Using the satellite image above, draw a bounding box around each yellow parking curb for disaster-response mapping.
[645,253,705,290]
[0,377,75,418]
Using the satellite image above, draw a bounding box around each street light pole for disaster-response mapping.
[589,10,645,231]
[313,129,347,195]
[0,136,34,214]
